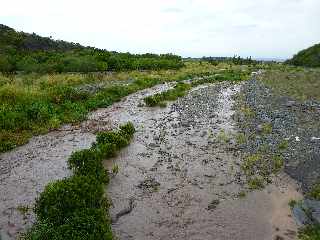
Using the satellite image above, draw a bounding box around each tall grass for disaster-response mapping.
[0,62,251,152]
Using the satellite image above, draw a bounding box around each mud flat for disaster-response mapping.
[99,82,301,240]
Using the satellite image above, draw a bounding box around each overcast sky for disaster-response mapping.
[1,0,319,59]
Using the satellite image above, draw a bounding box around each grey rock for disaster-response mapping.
[286,101,296,107]
[207,199,220,210]
[303,199,320,224]
[148,143,160,148]
[200,131,207,137]
[292,205,311,226]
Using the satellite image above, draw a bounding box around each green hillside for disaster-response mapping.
[0,24,183,73]
[287,43,320,67]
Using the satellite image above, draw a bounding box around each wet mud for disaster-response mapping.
[0,81,301,239]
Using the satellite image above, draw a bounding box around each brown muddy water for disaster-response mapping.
[0,82,301,240]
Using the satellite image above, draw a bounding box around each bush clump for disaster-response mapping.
[68,149,108,183]
[144,82,191,107]
[25,123,135,240]
[25,208,112,240]
[35,175,104,225]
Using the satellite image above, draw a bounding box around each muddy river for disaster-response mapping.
[0,82,301,240]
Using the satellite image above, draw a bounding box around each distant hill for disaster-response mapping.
[0,24,83,52]
[0,24,183,73]
[287,43,320,68]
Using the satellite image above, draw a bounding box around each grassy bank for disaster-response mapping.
[143,68,249,107]
[0,62,252,153]
[258,68,320,101]
[23,122,135,240]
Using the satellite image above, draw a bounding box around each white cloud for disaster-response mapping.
[1,0,319,58]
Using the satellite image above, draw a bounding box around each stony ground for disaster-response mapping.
[236,77,320,230]
[0,80,303,240]
[237,78,320,192]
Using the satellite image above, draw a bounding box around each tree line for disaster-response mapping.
[0,24,184,73]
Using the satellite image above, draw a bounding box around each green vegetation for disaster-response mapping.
[259,68,320,101]
[202,55,260,66]
[144,82,191,106]
[272,155,284,172]
[0,24,183,73]
[144,69,250,107]
[308,183,320,200]
[278,139,289,150]
[261,123,273,135]
[248,177,265,190]
[241,154,262,176]
[0,63,237,152]
[23,122,135,240]
[237,191,247,198]
[235,133,247,145]
[288,199,298,209]
[0,61,252,153]
[286,43,320,68]
[217,130,230,143]
[298,224,320,240]
[112,164,119,175]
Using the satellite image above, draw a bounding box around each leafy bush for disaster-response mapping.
[26,123,135,240]
[25,208,112,240]
[119,122,135,137]
[35,175,104,225]
[96,132,128,149]
[68,149,107,183]
[298,224,320,240]
[144,82,191,107]
[95,143,117,159]
[308,183,320,200]
[0,24,184,74]
[287,43,320,68]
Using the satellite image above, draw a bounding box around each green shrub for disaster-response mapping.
[35,175,104,225]
[26,123,136,239]
[298,224,320,240]
[95,143,117,159]
[48,85,89,104]
[25,208,112,240]
[96,131,128,149]
[308,183,320,200]
[68,149,107,183]
[248,177,265,190]
[119,122,135,138]
[144,82,191,107]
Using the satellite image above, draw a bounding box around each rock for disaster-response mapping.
[286,101,296,107]
[207,199,220,210]
[256,124,262,133]
[137,178,160,191]
[292,205,311,226]
[200,131,207,137]
[303,199,320,224]
[181,121,189,127]
[274,236,284,240]
[148,143,160,148]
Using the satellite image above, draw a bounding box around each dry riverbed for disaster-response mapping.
[0,81,301,240]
